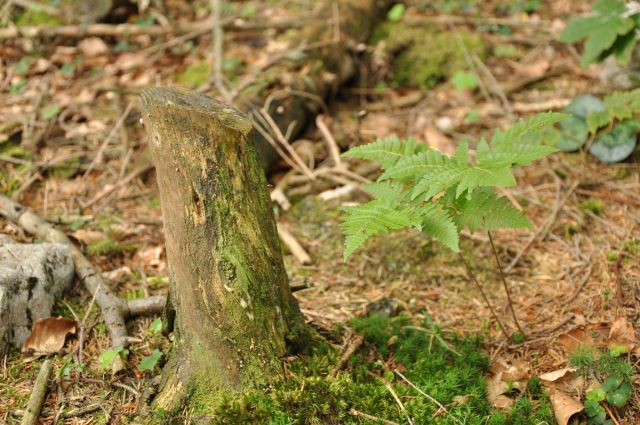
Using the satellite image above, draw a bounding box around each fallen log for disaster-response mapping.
[222,0,393,169]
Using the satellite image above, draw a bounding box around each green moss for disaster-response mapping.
[375,23,485,89]
[15,9,61,26]
[86,238,137,256]
[176,61,212,88]
[200,316,553,424]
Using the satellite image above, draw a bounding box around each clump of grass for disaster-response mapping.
[207,315,553,424]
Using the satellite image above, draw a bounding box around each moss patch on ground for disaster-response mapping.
[203,315,553,424]
[374,23,485,89]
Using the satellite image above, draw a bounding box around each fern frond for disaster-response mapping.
[415,203,459,251]
[452,188,532,233]
[362,181,406,206]
[482,113,565,166]
[379,149,446,181]
[603,89,640,121]
[342,136,427,170]
[341,201,421,259]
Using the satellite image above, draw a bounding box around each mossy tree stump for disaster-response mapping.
[140,87,309,413]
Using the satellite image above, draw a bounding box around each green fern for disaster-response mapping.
[342,135,428,170]
[340,112,566,258]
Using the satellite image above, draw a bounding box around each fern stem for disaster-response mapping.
[487,231,525,337]
[458,252,510,340]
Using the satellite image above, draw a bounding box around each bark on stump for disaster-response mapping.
[139,87,309,413]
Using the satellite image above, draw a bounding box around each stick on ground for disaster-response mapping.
[21,359,52,425]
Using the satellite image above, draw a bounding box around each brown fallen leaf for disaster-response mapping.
[507,59,550,79]
[608,316,635,351]
[487,372,514,409]
[78,37,109,58]
[548,388,583,425]
[72,229,107,245]
[539,367,576,383]
[22,317,77,355]
[424,126,454,155]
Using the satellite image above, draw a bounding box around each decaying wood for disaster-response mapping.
[139,87,311,413]
[227,0,393,169]
[20,359,52,425]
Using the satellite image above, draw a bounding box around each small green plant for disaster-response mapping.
[570,344,635,424]
[138,349,163,372]
[340,112,567,339]
[558,0,640,67]
[99,346,129,370]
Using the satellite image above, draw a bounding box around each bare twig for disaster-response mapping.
[488,231,524,335]
[0,16,304,40]
[375,373,414,425]
[316,115,341,167]
[125,295,167,316]
[394,370,462,424]
[81,163,153,209]
[211,0,231,101]
[277,224,312,265]
[332,334,363,376]
[83,101,134,178]
[349,408,401,425]
[459,252,510,340]
[505,181,579,272]
[20,359,52,425]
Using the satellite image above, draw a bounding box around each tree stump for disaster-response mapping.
[139,87,309,412]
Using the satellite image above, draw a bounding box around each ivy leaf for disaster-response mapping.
[557,116,589,151]
[606,381,632,407]
[602,375,624,393]
[587,386,606,402]
[589,122,637,163]
[558,0,635,67]
[558,95,606,151]
[138,349,163,372]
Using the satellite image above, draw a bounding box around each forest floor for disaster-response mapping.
[0,0,639,424]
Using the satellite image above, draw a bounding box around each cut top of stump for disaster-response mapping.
[139,87,252,135]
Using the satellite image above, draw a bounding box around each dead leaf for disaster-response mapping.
[608,316,635,351]
[78,37,109,58]
[540,368,576,383]
[548,388,583,425]
[22,317,77,355]
[487,373,514,409]
[72,229,106,244]
[508,59,550,79]
[424,126,454,155]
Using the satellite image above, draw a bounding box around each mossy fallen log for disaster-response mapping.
[223,0,393,169]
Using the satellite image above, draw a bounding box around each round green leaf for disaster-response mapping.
[557,116,589,151]
[587,386,606,402]
[602,374,624,392]
[589,123,637,163]
[564,94,605,119]
[606,382,632,407]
